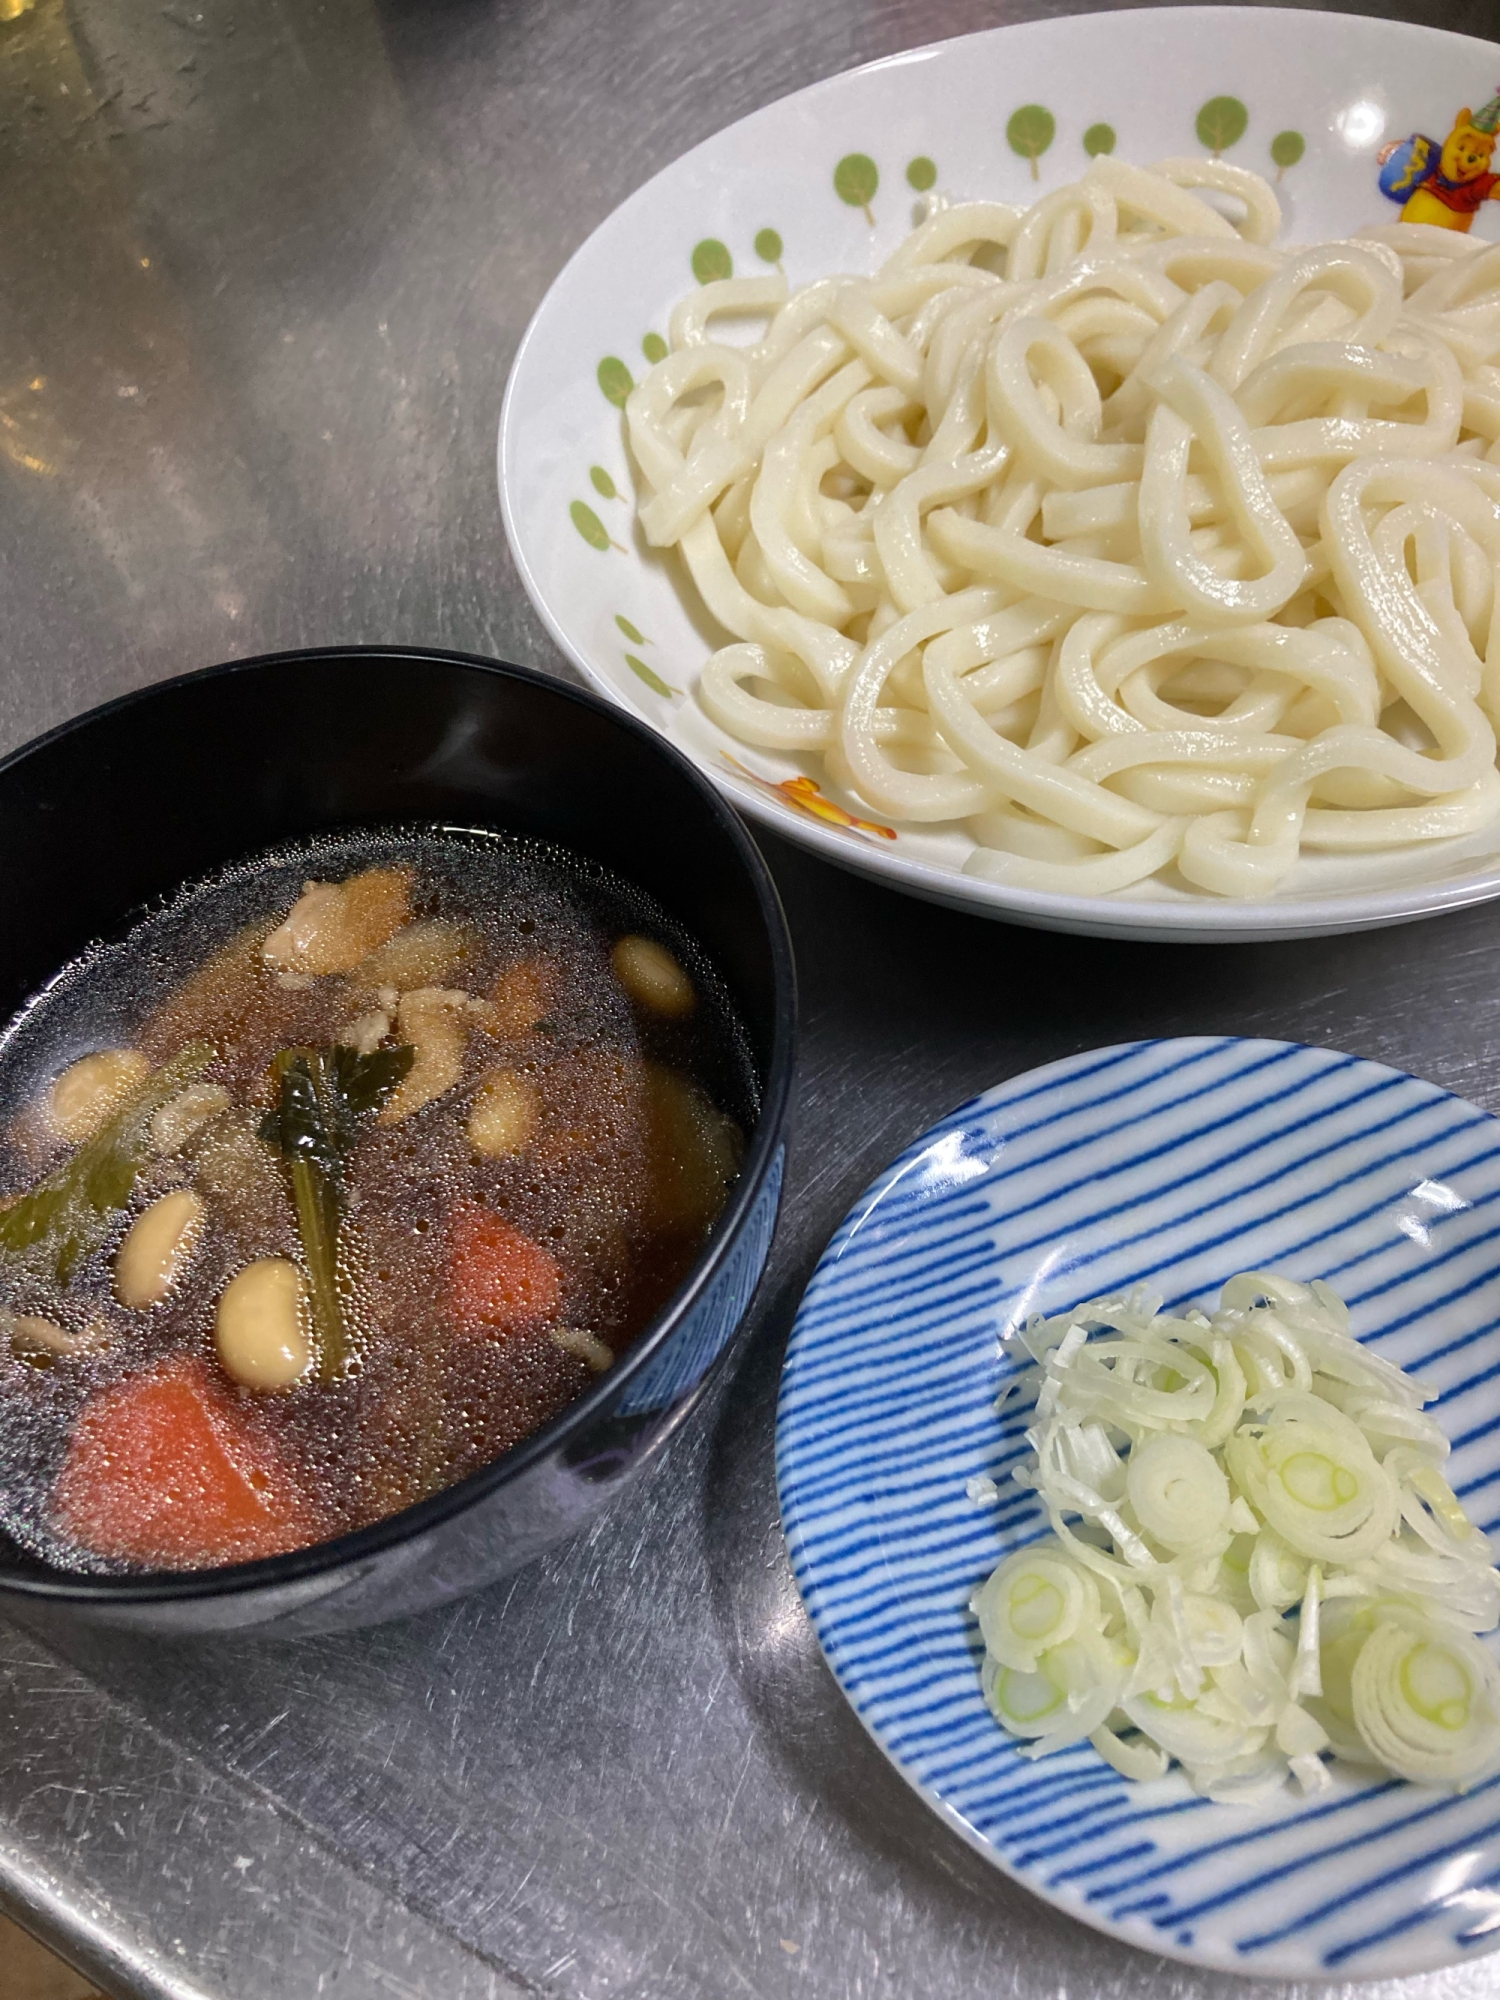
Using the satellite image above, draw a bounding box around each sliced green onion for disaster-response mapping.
[1249,1527,1307,1612]
[1121,1686,1263,1766]
[971,1542,1096,1672]
[1126,1431,1228,1549]
[1228,1401,1397,1564]
[973,1270,1500,1799]
[982,1629,1125,1757]
[1089,1722,1168,1782]
[1352,1616,1500,1786]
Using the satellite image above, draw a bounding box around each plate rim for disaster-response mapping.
[775,1034,1500,1980]
[498,5,1500,941]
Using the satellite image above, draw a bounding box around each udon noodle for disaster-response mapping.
[625,158,1500,898]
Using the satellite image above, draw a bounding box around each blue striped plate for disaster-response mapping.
[777,1038,1500,1981]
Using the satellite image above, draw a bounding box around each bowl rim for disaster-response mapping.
[0,643,797,1604]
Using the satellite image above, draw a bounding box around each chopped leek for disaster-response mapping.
[972,1271,1500,1800]
[1126,1432,1228,1549]
[1351,1617,1500,1786]
[973,1546,1098,1672]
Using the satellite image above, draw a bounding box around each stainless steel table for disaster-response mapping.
[5,1,1500,1995]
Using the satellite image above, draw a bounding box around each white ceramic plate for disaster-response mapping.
[500,7,1500,942]
[778,1039,1500,1981]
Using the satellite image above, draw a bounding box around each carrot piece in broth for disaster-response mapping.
[447,1201,563,1337]
[53,1357,314,1567]
[488,957,557,1037]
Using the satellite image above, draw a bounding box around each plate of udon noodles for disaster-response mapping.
[500,6,1500,941]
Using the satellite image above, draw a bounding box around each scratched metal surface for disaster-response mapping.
[5,0,1500,1996]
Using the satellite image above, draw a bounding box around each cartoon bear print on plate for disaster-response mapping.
[1378,89,1500,230]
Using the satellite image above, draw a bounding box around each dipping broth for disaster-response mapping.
[0,828,755,1571]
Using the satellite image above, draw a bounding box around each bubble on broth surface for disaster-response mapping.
[0,826,757,1572]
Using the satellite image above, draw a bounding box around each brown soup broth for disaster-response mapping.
[0,825,756,1572]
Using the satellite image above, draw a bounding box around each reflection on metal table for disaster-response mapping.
[3,0,1500,1995]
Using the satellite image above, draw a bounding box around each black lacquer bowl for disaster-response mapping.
[0,648,795,1635]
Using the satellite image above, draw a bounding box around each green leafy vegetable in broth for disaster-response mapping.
[260,1043,414,1380]
[0,1043,212,1285]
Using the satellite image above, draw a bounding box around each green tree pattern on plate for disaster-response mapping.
[906,156,937,192]
[1007,105,1056,180]
[590,466,618,501]
[1196,95,1249,156]
[754,227,784,266]
[1083,122,1116,157]
[1270,129,1305,179]
[691,238,733,284]
[570,500,621,553]
[642,332,668,364]
[615,614,648,645]
[625,654,678,698]
[597,356,634,407]
[834,152,879,224]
